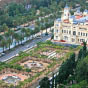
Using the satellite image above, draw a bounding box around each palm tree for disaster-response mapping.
[0,35,3,49]
[2,23,9,34]
[36,20,41,26]
[4,32,12,50]
[20,28,27,43]
[45,23,49,35]
[25,28,30,40]
[13,33,20,46]
[39,26,43,36]
[44,17,50,35]
[21,28,26,38]
[30,30,35,39]
[7,37,12,50]
[4,32,10,38]
[35,26,40,34]
[40,18,45,35]
[49,21,54,31]
[8,29,14,42]
[43,7,50,17]
[40,7,45,17]
[19,34,24,45]
[0,35,3,42]
[0,38,7,53]
[12,20,18,30]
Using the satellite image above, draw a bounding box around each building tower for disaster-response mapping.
[83,9,88,16]
[61,4,71,22]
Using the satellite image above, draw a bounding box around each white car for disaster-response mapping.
[0,53,5,57]
[36,86,40,88]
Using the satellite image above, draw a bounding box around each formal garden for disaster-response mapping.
[0,41,81,88]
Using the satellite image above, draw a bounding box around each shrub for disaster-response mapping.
[25,68,31,72]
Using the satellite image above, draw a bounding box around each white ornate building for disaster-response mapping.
[54,5,88,45]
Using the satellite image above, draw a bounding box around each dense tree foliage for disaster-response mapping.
[69,80,88,88]
[78,42,87,61]
[76,56,88,82]
[30,0,51,8]
[0,0,87,29]
[39,77,50,88]
[57,53,76,84]
[57,42,88,87]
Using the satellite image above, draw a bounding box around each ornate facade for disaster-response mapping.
[54,5,88,45]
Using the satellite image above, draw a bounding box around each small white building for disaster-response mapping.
[54,5,88,45]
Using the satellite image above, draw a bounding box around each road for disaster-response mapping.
[0,33,52,62]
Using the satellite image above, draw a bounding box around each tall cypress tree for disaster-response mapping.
[78,49,83,60]
[82,42,87,58]
[39,77,50,88]
[51,73,54,88]
[57,53,76,84]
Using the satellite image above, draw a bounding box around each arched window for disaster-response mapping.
[73,31,76,35]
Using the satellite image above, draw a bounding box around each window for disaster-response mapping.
[72,38,75,42]
[86,33,87,37]
[64,30,66,33]
[55,29,58,33]
[80,39,85,42]
[80,39,81,42]
[78,39,79,42]
[64,36,68,40]
[83,39,85,42]
[56,29,58,33]
[73,31,76,35]
[62,30,63,33]
[56,36,58,39]
[69,31,71,34]
[83,33,85,36]
[78,32,80,35]
[67,30,68,34]
[81,32,82,36]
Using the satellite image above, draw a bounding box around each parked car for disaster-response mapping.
[36,35,42,39]
[0,53,5,57]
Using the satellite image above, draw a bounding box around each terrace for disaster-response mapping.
[40,49,68,59]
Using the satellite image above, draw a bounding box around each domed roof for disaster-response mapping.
[84,9,88,12]
[83,9,88,14]
[76,9,80,13]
